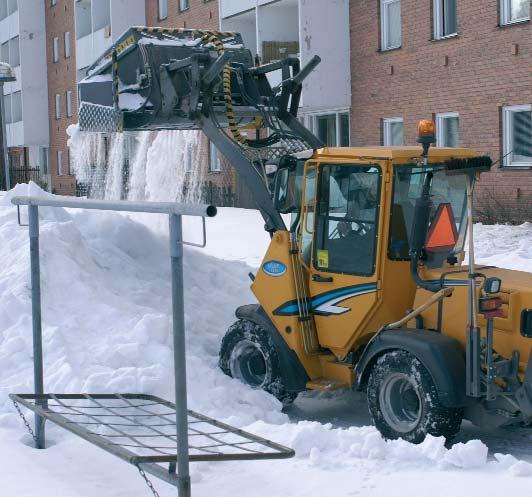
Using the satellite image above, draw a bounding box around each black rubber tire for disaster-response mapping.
[219,319,297,406]
[367,350,463,444]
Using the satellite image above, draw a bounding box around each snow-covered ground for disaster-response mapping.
[1,184,531,496]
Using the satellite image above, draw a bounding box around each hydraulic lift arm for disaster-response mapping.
[77,27,323,232]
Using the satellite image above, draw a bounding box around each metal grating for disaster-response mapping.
[79,103,123,133]
[10,393,294,464]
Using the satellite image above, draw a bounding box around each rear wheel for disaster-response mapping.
[367,350,463,443]
[219,319,297,406]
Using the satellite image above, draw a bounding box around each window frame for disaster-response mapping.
[383,117,404,146]
[436,112,460,147]
[500,0,531,25]
[10,90,21,123]
[55,93,61,119]
[66,90,73,117]
[184,141,192,173]
[53,36,59,63]
[380,0,402,51]
[312,163,382,277]
[502,104,532,168]
[158,0,168,20]
[433,0,458,39]
[179,0,190,12]
[304,110,351,147]
[57,149,63,176]
[209,141,221,172]
[9,36,19,67]
[64,31,71,58]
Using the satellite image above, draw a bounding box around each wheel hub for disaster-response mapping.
[379,372,422,433]
[229,340,268,388]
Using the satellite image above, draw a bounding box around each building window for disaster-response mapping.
[64,32,71,58]
[503,105,532,167]
[307,111,350,147]
[179,0,190,12]
[184,141,192,172]
[433,0,457,39]
[51,0,57,6]
[57,150,63,176]
[209,141,221,172]
[500,0,530,25]
[40,147,49,175]
[1,37,20,67]
[11,91,21,122]
[7,0,16,16]
[380,0,402,50]
[53,36,59,63]
[9,36,19,67]
[158,0,168,19]
[66,90,73,117]
[383,118,404,146]
[436,112,460,147]
[0,41,8,63]
[55,94,61,119]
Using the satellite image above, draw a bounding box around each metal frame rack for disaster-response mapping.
[9,196,294,497]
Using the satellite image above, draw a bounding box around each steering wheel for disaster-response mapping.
[337,220,365,239]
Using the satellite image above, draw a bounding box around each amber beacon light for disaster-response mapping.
[417,119,436,160]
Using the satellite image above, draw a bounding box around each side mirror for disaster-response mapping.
[273,167,293,213]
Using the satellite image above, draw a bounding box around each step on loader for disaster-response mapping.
[79,26,532,443]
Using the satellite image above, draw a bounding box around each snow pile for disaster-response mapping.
[0,183,284,427]
[0,184,531,496]
[474,222,532,272]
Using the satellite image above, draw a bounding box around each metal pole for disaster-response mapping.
[465,174,481,397]
[0,82,10,191]
[29,205,45,448]
[169,213,191,497]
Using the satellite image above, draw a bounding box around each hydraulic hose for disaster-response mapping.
[199,32,248,146]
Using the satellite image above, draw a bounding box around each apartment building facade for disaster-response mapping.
[220,0,351,148]
[0,0,50,189]
[349,0,532,222]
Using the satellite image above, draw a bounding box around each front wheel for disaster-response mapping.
[219,319,297,406]
[367,350,463,444]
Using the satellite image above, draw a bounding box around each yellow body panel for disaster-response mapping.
[416,266,532,376]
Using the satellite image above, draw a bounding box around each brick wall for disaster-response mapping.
[145,0,219,29]
[45,0,77,195]
[349,0,532,222]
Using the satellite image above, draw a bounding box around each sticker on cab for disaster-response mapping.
[262,260,287,277]
[317,249,329,268]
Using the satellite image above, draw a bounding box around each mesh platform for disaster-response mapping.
[10,393,294,464]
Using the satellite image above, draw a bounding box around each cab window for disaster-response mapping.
[389,165,468,260]
[314,164,381,276]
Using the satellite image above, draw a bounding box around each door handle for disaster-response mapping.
[312,274,333,283]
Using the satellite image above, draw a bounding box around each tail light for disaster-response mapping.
[479,297,504,319]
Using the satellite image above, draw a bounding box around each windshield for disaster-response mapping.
[388,164,468,260]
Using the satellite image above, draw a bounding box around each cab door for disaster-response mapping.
[307,163,382,352]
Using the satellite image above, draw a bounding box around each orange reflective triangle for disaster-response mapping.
[425,203,458,251]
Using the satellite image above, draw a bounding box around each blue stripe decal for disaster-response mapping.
[273,282,378,317]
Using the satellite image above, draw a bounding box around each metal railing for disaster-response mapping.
[10,195,217,497]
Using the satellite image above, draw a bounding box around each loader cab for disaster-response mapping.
[272,147,481,355]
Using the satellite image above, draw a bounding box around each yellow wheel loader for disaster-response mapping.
[79,27,532,444]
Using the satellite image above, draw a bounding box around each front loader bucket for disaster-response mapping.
[77,26,323,158]
[78,27,251,132]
